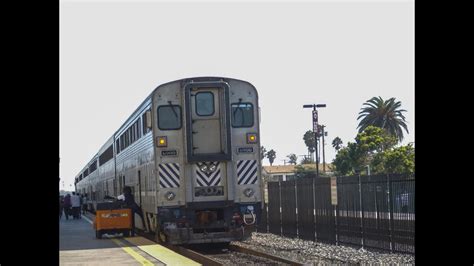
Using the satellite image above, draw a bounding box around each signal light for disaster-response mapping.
[246,133,258,144]
[157,136,167,147]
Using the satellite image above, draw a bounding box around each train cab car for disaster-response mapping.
[75,77,263,245]
[153,77,262,244]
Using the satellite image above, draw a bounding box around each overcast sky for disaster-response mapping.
[60,0,414,190]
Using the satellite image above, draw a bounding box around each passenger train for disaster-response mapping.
[75,77,263,244]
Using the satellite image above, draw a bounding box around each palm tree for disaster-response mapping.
[287,154,298,165]
[266,149,276,166]
[357,96,409,142]
[332,137,343,151]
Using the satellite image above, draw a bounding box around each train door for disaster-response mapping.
[190,88,222,154]
[184,81,232,162]
[138,170,142,206]
[184,82,232,201]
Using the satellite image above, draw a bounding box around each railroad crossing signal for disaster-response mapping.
[312,110,318,132]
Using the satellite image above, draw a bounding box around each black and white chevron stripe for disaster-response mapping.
[159,163,180,188]
[237,160,258,185]
[195,162,221,187]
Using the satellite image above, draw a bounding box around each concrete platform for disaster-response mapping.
[60,213,200,265]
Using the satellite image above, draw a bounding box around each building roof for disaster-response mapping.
[263,164,334,174]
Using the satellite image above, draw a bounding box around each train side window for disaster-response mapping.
[157,105,182,130]
[195,92,214,116]
[116,139,120,154]
[131,124,135,143]
[136,120,139,137]
[142,110,152,134]
[99,145,113,166]
[231,103,254,127]
[89,160,97,173]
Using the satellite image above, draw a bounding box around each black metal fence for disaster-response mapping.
[257,174,414,254]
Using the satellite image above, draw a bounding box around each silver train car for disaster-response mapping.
[75,77,263,244]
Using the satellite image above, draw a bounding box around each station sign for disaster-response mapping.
[331,176,338,205]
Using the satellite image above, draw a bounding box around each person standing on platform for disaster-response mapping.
[82,193,88,215]
[63,194,71,220]
[71,192,81,219]
[121,186,146,236]
[59,195,64,220]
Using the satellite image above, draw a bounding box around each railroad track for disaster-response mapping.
[135,229,306,265]
[85,212,340,265]
[184,242,307,265]
[227,244,306,265]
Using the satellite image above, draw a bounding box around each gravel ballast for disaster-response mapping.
[232,232,415,265]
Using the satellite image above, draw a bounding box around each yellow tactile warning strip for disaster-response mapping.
[124,236,201,266]
[83,214,156,265]
[111,238,155,266]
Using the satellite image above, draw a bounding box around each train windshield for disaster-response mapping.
[231,103,253,127]
[157,105,182,130]
[195,92,214,116]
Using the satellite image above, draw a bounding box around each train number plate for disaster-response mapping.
[161,150,178,156]
[237,147,253,153]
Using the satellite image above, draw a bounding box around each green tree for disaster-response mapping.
[260,146,267,162]
[383,144,415,174]
[370,152,387,174]
[332,137,343,151]
[303,130,316,158]
[355,126,397,153]
[287,154,297,165]
[332,147,352,175]
[333,126,399,175]
[294,165,314,178]
[332,142,366,175]
[357,96,409,142]
[266,149,276,166]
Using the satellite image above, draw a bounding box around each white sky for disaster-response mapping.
[60,0,414,190]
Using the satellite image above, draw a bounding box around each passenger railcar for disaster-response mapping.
[75,77,262,244]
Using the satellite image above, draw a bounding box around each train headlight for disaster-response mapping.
[157,136,167,147]
[165,191,175,201]
[246,133,258,144]
[199,164,208,172]
[243,188,254,197]
[208,164,217,172]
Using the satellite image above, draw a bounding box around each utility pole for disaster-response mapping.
[321,125,326,173]
[314,108,319,177]
[303,104,326,177]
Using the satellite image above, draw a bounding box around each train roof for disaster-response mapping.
[113,76,256,137]
[76,76,256,181]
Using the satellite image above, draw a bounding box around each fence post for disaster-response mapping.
[388,174,394,253]
[295,179,299,239]
[335,202,339,246]
[359,174,365,248]
[279,181,282,236]
[266,202,269,233]
[374,182,378,230]
[313,177,317,242]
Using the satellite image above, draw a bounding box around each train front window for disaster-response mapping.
[195,92,214,116]
[157,105,182,130]
[231,103,253,127]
